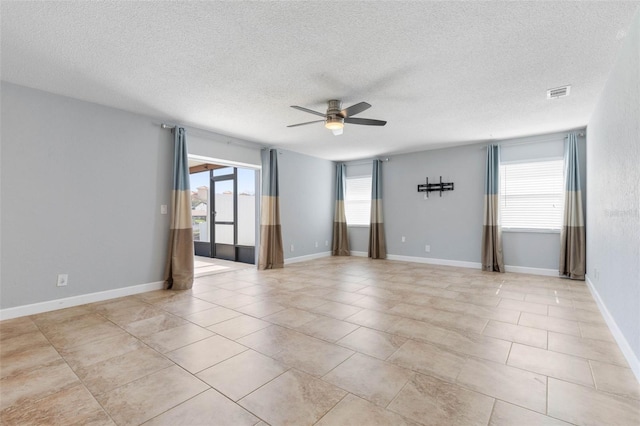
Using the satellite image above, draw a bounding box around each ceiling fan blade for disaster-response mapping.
[344,117,387,126]
[340,102,371,118]
[290,105,326,118]
[287,119,325,128]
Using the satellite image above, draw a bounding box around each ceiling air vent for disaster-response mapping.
[547,85,571,99]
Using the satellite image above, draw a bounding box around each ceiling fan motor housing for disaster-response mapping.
[327,99,342,115]
[326,100,344,129]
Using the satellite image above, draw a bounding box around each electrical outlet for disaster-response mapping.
[401,236,406,243]
[425,245,431,253]
[57,274,68,287]
[325,240,329,246]
[315,241,319,248]
[290,244,294,252]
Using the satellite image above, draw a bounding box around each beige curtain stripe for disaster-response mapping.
[563,191,585,227]
[170,190,195,229]
[370,199,384,224]
[482,194,500,226]
[260,195,281,226]
[334,200,347,223]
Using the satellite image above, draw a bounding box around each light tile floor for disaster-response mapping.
[194,256,252,278]
[1,257,639,425]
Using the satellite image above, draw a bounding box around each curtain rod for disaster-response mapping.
[161,123,267,150]
[344,157,390,166]
[494,131,585,148]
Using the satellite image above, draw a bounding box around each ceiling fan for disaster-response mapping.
[287,100,387,135]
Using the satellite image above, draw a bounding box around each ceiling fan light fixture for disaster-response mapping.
[325,116,344,130]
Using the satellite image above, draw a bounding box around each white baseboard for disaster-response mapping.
[285,251,332,265]
[504,265,558,276]
[350,253,556,277]
[386,254,482,269]
[0,281,165,321]
[585,275,640,383]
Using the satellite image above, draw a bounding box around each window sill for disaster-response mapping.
[502,228,561,234]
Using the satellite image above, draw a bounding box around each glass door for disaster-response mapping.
[212,175,236,261]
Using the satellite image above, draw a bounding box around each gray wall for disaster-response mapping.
[1,82,172,309]
[345,131,586,270]
[382,144,485,263]
[278,150,335,259]
[587,10,640,363]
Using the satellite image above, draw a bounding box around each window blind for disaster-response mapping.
[345,176,372,226]
[500,159,564,230]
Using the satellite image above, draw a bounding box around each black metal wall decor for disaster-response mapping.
[417,176,454,198]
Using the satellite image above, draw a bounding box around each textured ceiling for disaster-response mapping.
[2,1,638,161]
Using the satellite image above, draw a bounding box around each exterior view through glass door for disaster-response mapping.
[190,164,255,264]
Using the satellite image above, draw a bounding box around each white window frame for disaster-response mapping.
[500,157,564,233]
[345,175,371,227]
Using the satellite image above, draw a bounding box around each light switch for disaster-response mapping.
[161,205,168,215]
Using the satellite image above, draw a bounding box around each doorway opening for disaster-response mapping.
[189,161,257,265]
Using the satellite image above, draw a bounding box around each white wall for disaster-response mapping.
[345,132,585,271]
[1,82,173,309]
[586,10,640,372]
[278,150,335,259]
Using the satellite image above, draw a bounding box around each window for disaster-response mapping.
[345,176,371,226]
[500,159,564,231]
